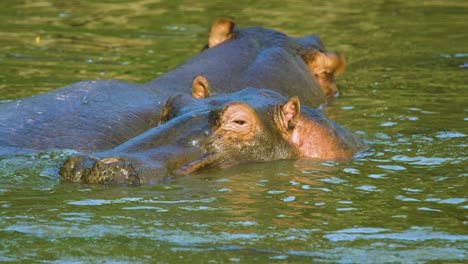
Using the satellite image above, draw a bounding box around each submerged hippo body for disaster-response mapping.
[0,19,345,151]
[59,88,365,186]
[0,80,163,150]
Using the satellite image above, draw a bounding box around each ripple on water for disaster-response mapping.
[318,177,347,184]
[392,155,450,166]
[441,53,468,58]
[356,185,380,192]
[267,190,286,194]
[368,174,387,179]
[217,187,232,192]
[67,199,113,206]
[59,212,94,222]
[4,223,121,238]
[122,206,169,212]
[401,188,423,193]
[377,165,407,171]
[395,195,420,202]
[67,197,217,207]
[374,133,391,140]
[67,197,143,206]
[336,208,357,211]
[417,207,442,212]
[324,226,468,242]
[228,221,257,227]
[311,187,332,192]
[380,121,398,127]
[179,206,230,211]
[282,196,296,202]
[435,131,466,139]
[343,168,360,174]
[142,197,216,204]
[438,198,466,204]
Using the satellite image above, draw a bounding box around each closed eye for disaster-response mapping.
[233,120,246,125]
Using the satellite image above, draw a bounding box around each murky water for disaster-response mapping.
[1,0,467,263]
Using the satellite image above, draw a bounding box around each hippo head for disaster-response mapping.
[173,96,298,175]
[205,18,347,97]
[59,82,365,186]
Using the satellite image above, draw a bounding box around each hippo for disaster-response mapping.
[0,19,345,151]
[0,78,208,151]
[59,88,365,186]
[147,18,346,101]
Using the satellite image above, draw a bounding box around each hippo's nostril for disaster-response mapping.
[75,158,141,186]
[59,155,88,183]
[66,156,83,169]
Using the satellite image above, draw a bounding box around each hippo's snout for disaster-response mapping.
[59,155,140,186]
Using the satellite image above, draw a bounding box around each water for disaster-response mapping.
[1,0,467,263]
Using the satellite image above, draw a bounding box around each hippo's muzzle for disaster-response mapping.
[59,155,141,186]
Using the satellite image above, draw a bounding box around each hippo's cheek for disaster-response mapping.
[290,124,321,159]
[320,78,338,96]
[313,72,338,97]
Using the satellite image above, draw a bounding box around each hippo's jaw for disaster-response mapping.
[176,152,224,175]
[59,155,141,186]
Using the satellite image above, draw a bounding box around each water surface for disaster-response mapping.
[0,0,467,263]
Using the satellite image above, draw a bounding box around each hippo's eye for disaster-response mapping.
[233,120,246,125]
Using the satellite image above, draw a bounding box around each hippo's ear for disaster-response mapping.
[192,75,215,99]
[159,94,193,124]
[303,49,346,76]
[281,96,301,130]
[208,18,235,48]
[159,96,177,124]
[302,49,346,96]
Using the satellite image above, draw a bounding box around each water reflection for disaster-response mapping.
[325,226,468,242]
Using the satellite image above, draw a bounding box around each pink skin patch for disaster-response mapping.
[289,115,350,161]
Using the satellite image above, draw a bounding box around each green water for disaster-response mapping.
[1,0,467,263]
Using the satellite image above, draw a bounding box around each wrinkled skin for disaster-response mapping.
[0,19,345,151]
[59,88,365,186]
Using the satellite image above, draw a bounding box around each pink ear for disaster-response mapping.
[282,96,300,129]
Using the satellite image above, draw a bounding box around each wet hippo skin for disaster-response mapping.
[59,88,365,186]
[0,19,345,151]
[146,18,346,104]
